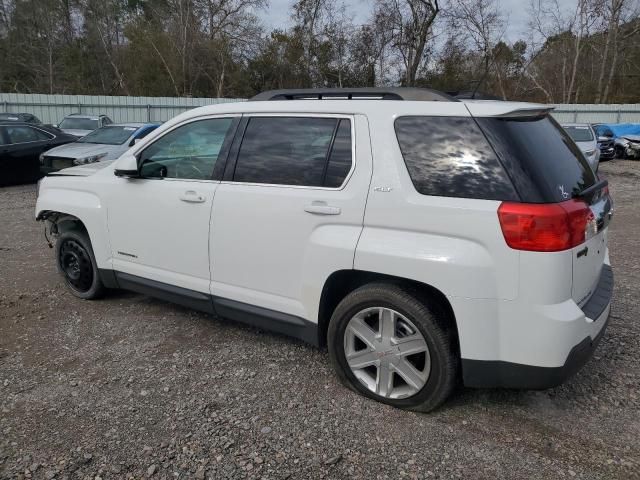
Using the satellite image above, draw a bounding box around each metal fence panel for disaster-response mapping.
[0,93,245,124]
[2,93,640,126]
[551,104,640,124]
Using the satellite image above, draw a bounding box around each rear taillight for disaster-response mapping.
[498,200,595,252]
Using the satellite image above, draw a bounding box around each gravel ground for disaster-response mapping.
[1,160,639,480]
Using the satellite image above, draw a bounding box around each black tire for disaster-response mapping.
[327,283,459,412]
[55,229,105,300]
[615,145,626,160]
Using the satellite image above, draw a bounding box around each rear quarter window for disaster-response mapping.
[394,116,518,201]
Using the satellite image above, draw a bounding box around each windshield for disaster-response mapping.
[78,126,137,145]
[476,115,596,203]
[563,125,594,142]
[59,118,99,131]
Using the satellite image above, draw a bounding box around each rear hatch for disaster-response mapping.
[467,106,612,308]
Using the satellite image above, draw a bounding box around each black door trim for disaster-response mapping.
[100,269,319,346]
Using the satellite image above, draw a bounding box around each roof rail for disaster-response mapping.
[250,87,457,102]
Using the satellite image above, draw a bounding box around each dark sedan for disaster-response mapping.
[1,123,76,187]
[0,112,42,124]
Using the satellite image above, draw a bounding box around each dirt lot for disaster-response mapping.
[1,161,639,480]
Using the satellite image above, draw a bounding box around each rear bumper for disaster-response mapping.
[461,265,613,389]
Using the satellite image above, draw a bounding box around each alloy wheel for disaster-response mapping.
[343,307,431,399]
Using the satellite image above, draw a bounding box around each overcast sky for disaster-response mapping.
[261,0,532,42]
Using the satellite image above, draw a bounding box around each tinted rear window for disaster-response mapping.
[476,115,596,203]
[394,116,518,201]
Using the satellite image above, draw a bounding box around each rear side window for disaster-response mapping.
[233,117,352,187]
[5,126,52,143]
[394,116,518,201]
[476,115,596,203]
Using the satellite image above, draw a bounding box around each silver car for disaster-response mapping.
[562,123,600,171]
[40,123,160,173]
[57,114,114,138]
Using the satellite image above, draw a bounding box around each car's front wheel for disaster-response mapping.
[56,229,105,299]
[327,283,459,412]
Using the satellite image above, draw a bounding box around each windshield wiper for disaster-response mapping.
[573,178,608,199]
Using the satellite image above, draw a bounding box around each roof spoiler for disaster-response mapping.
[465,102,554,118]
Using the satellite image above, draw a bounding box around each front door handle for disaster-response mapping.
[304,201,341,215]
[179,190,206,203]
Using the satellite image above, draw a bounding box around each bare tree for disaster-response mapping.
[374,0,440,86]
[594,0,640,102]
[446,0,505,95]
[528,0,600,103]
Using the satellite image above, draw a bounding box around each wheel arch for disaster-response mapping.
[38,210,89,235]
[317,270,459,351]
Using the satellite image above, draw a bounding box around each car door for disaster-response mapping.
[210,114,372,323]
[1,125,54,185]
[106,116,238,295]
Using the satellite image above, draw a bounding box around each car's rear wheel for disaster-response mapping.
[328,283,458,412]
[56,229,105,299]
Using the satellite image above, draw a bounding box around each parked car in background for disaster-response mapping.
[614,134,640,159]
[0,112,42,124]
[0,122,76,187]
[562,123,600,171]
[593,123,640,159]
[57,114,113,138]
[40,123,160,174]
[592,125,616,161]
[36,88,613,412]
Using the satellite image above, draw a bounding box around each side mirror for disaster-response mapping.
[114,153,139,178]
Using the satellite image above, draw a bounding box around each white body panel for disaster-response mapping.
[210,114,371,322]
[35,97,612,374]
[104,178,217,293]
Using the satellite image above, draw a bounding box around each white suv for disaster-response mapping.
[36,88,614,412]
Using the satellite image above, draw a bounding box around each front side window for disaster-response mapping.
[139,118,233,180]
[394,116,518,201]
[233,117,353,187]
[5,126,52,144]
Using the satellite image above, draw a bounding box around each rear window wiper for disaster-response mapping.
[573,178,608,199]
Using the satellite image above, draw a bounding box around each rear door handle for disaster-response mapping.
[179,190,206,203]
[304,202,341,215]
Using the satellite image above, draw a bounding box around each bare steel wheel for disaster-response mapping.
[328,283,458,412]
[55,229,105,299]
[344,307,430,399]
[59,238,94,293]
